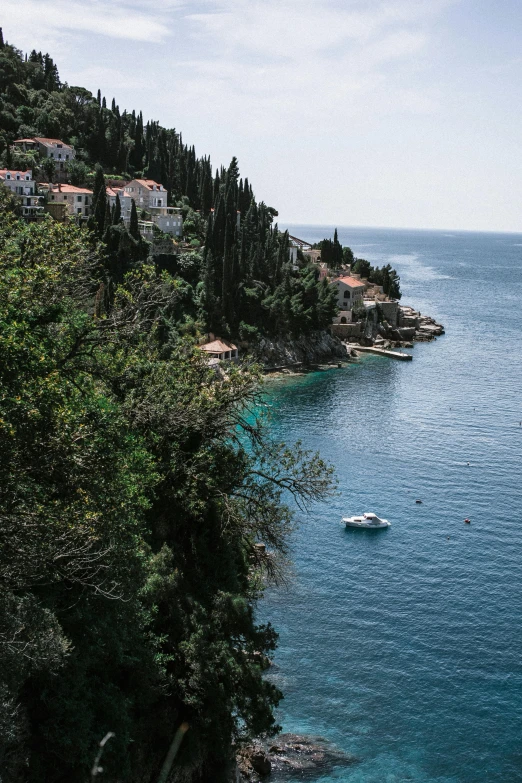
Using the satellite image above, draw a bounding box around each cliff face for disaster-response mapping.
[251,330,348,369]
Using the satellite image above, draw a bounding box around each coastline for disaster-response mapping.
[254,304,444,377]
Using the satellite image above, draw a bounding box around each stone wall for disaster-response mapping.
[378,300,399,326]
[330,323,361,339]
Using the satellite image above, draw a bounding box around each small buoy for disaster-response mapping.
[415,499,422,504]
[466,462,470,466]
[464,518,471,524]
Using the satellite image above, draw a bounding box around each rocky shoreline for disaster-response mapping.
[250,305,444,373]
[251,330,348,372]
[236,733,358,781]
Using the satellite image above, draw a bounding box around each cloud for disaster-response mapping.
[1,0,172,43]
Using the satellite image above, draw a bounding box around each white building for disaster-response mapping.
[0,168,36,197]
[0,169,44,218]
[13,138,76,172]
[119,179,183,237]
[149,206,183,236]
[121,179,168,211]
[106,186,122,207]
[331,275,366,311]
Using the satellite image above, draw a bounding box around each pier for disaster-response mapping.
[344,343,413,361]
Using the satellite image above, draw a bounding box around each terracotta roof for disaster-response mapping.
[50,184,93,194]
[134,179,164,190]
[0,169,33,178]
[34,137,73,147]
[106,187,123,197]
[13,138,38,144]
[200,339,238,354]
[333,276,366,288]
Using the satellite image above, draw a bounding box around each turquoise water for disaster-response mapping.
[260,226,522,782]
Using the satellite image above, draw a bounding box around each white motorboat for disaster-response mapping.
[342,512,390,529]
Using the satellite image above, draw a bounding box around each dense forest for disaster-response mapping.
[0,29,340,783]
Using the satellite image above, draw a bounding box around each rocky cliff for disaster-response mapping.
[250,330,348,370]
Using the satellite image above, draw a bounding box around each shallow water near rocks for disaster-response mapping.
[259,226,522,782]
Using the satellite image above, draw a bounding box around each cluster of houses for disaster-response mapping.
[1,137,183,239]
[2,140,397,365]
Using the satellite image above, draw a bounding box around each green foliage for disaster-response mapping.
[318,228,344,268]
[352,258,372,278]
[353,258,402,299]
[66,158,89,186]
[0,191,336,781]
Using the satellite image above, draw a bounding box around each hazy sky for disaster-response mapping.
[3,0,522,231]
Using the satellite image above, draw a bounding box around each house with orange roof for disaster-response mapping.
[331,275,366,311]
[121,179,168,210]
[106,186,124,209]
[13,137,76,172]
[119,179,183,237]
[48,183,93,217]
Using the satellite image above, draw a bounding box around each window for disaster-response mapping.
[66,155,69,160]
[77,196,82,202]
[77,208,82,214]
[344,290,350,299]
[64,195,67,200]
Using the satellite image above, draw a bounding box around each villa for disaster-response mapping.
[48,183,93,217]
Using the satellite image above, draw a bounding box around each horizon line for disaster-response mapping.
[279,222,522,236]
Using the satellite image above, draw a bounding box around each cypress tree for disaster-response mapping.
[113,193,121,225]
[129,198,140,239]
[89,164,107,238]
[0,28,4,48]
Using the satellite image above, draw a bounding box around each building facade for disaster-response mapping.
[121,179,168,211]
[13,138,76,173]
[119,180,183,237]
[48,184,93,217]
[0,169,44,218]
[332,275,366,310]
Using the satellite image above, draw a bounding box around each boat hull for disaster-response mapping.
[343,520,390,529]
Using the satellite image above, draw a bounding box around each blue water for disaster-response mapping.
[260,226,522,782]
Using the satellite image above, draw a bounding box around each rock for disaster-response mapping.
[253,330,348,370]
[238,733,358,780]
[250,750,271,776]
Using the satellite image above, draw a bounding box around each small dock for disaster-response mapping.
[345,344,413,361]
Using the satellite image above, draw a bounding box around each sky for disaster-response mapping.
[2,0,522,232]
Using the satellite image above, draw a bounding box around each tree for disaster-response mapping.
[129,197,140,239]
[352,258,371,278]
[0,194,336,781]
[66,159,89,186]
[113,192,121,224]
[41,156,56,182]
[88,163,107,238]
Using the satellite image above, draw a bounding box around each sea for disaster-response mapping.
[259,225,522,783]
